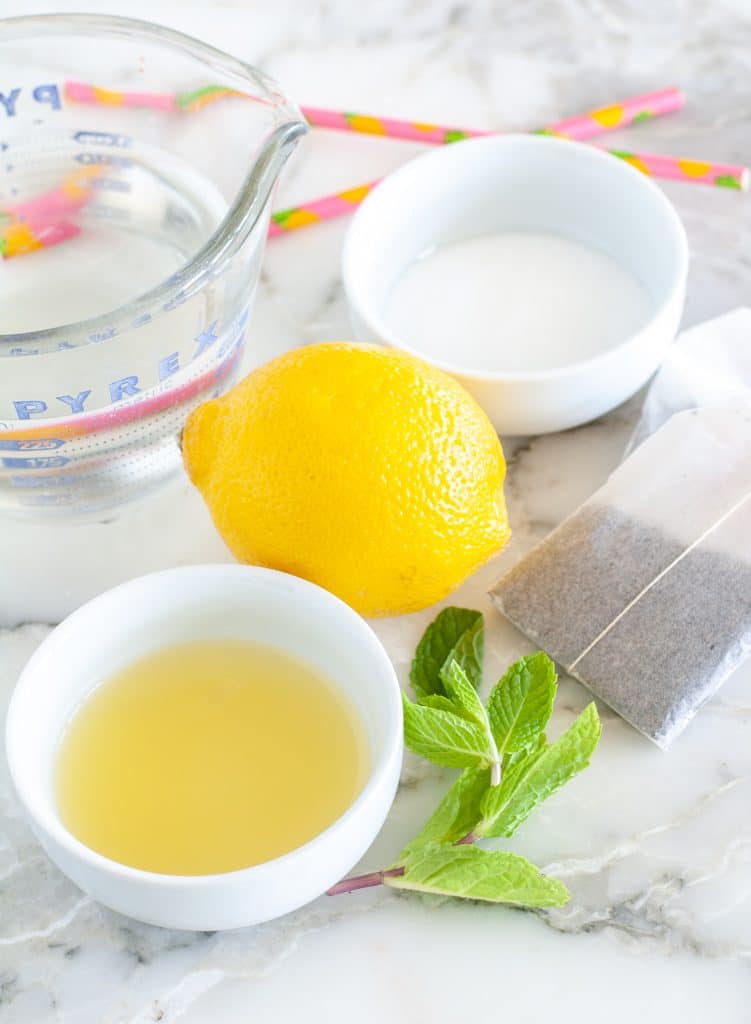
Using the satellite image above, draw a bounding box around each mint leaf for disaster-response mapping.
[410,608,482,701]
[420,693,473,718]
[505,731,547,769]
[487,652,557,758]
[402,692,494,769]
[399,767,489,858]
[440,660,502,783]
[441,661,487,727]
[439,614,484,692]
[478,744,547,834]
[386,843,569,907]
[478,703,601,838]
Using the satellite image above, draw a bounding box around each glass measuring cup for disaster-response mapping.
[0,14,307,516]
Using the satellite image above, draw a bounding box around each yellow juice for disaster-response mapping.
[56,640,368,875]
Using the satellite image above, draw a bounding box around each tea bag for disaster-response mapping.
[490,403,751,748]
[628,307,751,452]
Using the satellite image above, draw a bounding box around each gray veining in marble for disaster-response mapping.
[1,0,751,1020]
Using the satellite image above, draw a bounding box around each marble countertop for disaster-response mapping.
[2,0,751,1020]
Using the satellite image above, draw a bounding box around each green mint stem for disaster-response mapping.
[486,720,502,785]
[327,832,478,895]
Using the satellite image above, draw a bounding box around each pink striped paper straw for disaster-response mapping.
[65,80,684,144]
[0,165,101,258]
[301,87,684,144]
[296,89,747,189]
[64,81,218,112]
[267,139,749,242]
[268,183,378,238]
[607,148,750,189]
[33,80,743,259]
[1,218,80,259]
[65,79,747,187]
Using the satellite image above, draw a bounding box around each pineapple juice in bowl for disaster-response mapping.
[0,13,307,516]
[6,565,403,930]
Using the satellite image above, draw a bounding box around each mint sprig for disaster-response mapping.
[410,607,483,700]
[388,843,569,907]
[328,607,601,909]
[401,695,494,768]
[399,767,489,857]
[477,702,600,839]
[487,652,557,760]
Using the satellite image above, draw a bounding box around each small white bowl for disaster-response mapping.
[343,134,688,435]
[6,565,403,931]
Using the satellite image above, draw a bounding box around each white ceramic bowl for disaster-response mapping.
[343,134,688,435]
[6,565,403,931]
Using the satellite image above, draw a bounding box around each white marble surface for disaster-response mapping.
[2,0,751,1020]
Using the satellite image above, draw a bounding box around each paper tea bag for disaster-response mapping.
[490,404,751,748]
[628,307,751,452]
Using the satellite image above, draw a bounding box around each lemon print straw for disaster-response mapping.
[301,87,686,144]
[6,83,745,260]
[62,81,748,190]
[65,81,683,144]
[64,79,749,198]
[0,165,102,259]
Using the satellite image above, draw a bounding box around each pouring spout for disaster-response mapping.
[235,118,309,243]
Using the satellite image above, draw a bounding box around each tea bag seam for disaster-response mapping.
[568,485,751,672]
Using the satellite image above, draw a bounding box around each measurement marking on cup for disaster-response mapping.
[10,474,68,488]
[1,455,69,469]
[89,177,132,194]
[74,152,133,167]
[73,130,132,149]
[0,438,65,451]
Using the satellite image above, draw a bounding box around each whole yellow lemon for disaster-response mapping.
[183,343,510,615]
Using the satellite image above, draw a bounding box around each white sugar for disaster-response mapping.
[385,232,653,373]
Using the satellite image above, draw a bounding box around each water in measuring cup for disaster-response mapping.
[0,142,227,333]
[0,139,252,515]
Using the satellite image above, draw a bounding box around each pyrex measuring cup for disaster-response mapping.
[0,14,307,516]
